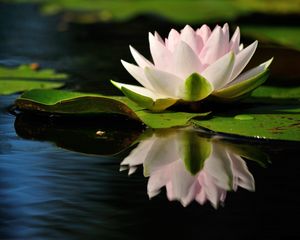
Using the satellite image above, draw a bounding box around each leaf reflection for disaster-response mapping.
[120,127,269,208]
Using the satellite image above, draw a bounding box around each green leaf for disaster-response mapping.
[15,89,209,129]
[242,26,300,51]
[15,89,300,141]
[251,86,300,99]
[180,130,211,175]
[119,85,177,112]
[192,105,300,141]
[0,65,67,95]
[212,68,270,101]
[183,73,213,101]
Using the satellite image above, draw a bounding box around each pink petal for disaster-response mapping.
[166,181,175,200]
[149,32,172,70]
[155,31,165,45]
[196,24,211,44]
[165,29,180,52]
[199,25,227,64]
[229,27,240,54]
[180,25,198,53]
[201,51,235,89]
[129,45,153,68]
[171,41,203,79]
[222,23,230,53]
[121,60,153,89]
[229,41,258,81]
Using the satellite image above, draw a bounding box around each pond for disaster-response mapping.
[1,2,300,239]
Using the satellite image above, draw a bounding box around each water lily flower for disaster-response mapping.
[120,128,256,208]
[112,23,273,111]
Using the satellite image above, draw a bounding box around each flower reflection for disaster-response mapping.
[120,128,263,208]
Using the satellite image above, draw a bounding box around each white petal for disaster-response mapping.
[129,45,153,68]
[166,29,180,52]
[201,51,235,89]
[204,143,233,191]
[144,135,179,176]
[230,153,255,191]
[149,32,172,70]
[128,166,138,175]
[199,25,227,64]
[111,81,165,100]
[180,25,198,53]
[144,67,183,98]
[172,41,203,78]
[239,43,244,51]
[229,41,258,81]
[169,160,195,204]
[121,138,156,166]
[229,27,240,54]
[227,58,273,86]
[121,60,153,89]
[147,174,164,198]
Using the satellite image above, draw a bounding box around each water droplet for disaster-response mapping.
[234,114,254,120]
[96,130,105,136]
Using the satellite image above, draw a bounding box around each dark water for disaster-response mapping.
[1,3,300,240]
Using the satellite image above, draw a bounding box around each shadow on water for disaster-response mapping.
[1,2,300,240]
[14,113,144,156]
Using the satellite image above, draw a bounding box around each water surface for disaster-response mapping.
[1,3,300,239]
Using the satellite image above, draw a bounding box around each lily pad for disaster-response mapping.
[0,65,67,95]
[15,89,300,141]
[15,89,209,129]
[192,105,300,141]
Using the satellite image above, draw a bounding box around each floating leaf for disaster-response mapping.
[15,89,300,141]
[15,89,209,129]
[0,65,67,95]
[192,105,300,141]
